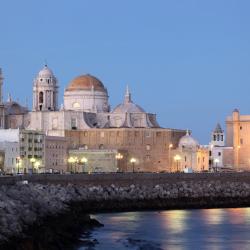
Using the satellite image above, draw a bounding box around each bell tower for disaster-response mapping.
[211,123,225,147]
[33,65,58,111]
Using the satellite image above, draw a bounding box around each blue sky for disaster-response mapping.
[0,0,250,143]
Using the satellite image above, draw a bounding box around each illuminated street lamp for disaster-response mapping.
[80,157,88,173]
[34,161,41,173]
[68,156,75,173]
[130,158,137,173]
[30,157,36,174]
[16,157,21,174]
[214,158,219,172]
[174,155,181,172]
[168,144,173,172]
[116,153,124,172]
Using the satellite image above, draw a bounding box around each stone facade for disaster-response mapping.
[65,128,185,172]
[44,135,68,172]
[226,109,250,169]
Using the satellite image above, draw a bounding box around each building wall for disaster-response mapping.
[65,128,185,172]
[68,149,124,173]
[44,136,68,172]
[226,109,250,169]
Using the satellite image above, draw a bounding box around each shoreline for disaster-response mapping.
[1,177,250,249]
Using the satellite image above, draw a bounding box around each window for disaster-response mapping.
[72,102,80,109]
[146,144,151,151]
[99,144,104,149]
[240,138,243,145]
[213,135,216,141]
[240,126,242,130]
[39,92,44,104]
[218,152,221,156]
[221,135,223,141]
[209,151,212,156]
[184,156,187,162]
[145,131,151,137]
[71,118,77,130]
[217,134,220,141]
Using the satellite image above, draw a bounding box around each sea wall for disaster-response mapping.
[1,177,250,248]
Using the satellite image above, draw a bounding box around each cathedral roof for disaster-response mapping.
[112,86,145,114]
[65,74,106,92]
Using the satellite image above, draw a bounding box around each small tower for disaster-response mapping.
[211,123,225,147]
[124,85,132,104]
[33,65,58,111]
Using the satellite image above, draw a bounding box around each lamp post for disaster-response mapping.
[68,156,75,173]
[168,144,173,172]
[80,157,88,173]
[214,158,219,172]
[174,155,181,172]
[16,157,21,174]
[130,158,136,173]
[115,153,124,172]
[30,157,36,174]
[34,161,41,174]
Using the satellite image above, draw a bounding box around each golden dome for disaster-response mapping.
[66,74,106,92]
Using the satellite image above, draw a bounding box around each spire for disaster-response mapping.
[186,129,190,136]
[214,123,223,133]
[124,85,132,104]
[7,93,12,102]
[0,68,3,104]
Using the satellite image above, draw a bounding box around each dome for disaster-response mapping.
[38,65,54,78]
[112,102,145,113]
[179,130,199,148]
[112,86,145,114]
[66,74,106,92]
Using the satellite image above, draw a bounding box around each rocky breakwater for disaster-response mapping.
[1,179,250,249]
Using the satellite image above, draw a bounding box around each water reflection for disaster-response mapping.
[79,208,250,250]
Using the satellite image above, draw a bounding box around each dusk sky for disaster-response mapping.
[0,0,250,143]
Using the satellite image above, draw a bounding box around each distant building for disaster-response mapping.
[44,135,67,173]
[208,123,225,170]
[225,109,250,170]
[170,131,209,172]
[68,149,127,173]
[0,65,186,172]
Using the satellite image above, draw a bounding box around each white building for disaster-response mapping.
[208,123,225,169]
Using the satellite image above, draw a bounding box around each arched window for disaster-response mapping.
[99,144,104,149]
[39,92,44,103]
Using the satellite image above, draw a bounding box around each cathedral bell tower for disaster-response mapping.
[33,65,58,111]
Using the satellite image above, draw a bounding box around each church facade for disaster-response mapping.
[0,65,186,172]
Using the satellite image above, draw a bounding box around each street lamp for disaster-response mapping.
[30,157,36,174]
[174,155,181,172]
[68,156,75,173]
[34,161,41,173]
[80,157,88,173]
[168,144,173,172]
[214,158,219,172]
[130,158,136,173]
[116,153,124,172]
[16,157,21,174]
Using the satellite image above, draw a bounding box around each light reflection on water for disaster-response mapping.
[78,208,250,250]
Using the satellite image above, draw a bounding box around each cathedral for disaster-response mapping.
[0,65,186,172]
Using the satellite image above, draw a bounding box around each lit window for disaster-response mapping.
[72,102,80,109]
[146,145,151,150]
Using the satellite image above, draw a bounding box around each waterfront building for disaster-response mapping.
[44,135,68,173]
[0,65,186,172]
[68,149,126,173]
[225,109,250,170]
[0,129,44,173]
[170,131,209,172]
[208,123,225,170]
